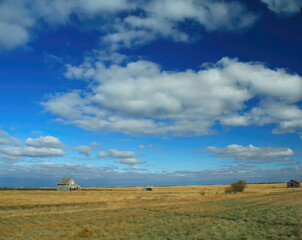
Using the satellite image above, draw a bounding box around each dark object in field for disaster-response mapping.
[225,180,247,194]
[287,180,300,188]
[143,187,152,191]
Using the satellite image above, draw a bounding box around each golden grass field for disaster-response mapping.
[0,183,301,239]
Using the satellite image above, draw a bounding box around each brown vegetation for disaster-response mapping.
[0,183,301,239]
[225,180,247,193]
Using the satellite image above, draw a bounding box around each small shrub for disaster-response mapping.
[225,180,247,194]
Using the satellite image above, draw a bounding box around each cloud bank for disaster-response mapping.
[0,129,68,162]
[0,0,257,50]
[202,144,294,163]
[43,57,302,137]
[261,0,301,14]
[97,148,142,165]
[1,161,301,186]
[26,136,65,148]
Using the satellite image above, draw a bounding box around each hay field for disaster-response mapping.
[0,183,301,239]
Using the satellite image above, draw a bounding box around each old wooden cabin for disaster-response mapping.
[287,180,300,188]
[57,177,82,191]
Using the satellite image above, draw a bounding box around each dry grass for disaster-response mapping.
[0,183,301,239]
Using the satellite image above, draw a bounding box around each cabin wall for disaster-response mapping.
[57,183,82,191]
[70,182,81,189]
[57,185,71,191]
[287,181,300,188]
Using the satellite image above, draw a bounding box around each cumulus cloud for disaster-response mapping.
[0,129,10,144]
[103,0,257,49]
[43,57,302,137]
[74,145,92,156]
[148,0,256,31]
[114,158,143,165]
[96,148,142,165]
[261,0,301,14]
[0,1,34,50]
[0,0,132,50]
[202,144,294,163]
[0,0,257,50]
[74,142,98,156]
[32,0,132,24]
[0,130,68,162]
[26,136,65,148]
[273,119,302,135]
[97,151,107,158]
[0,128,21,145]
[0,145,68,158]
[138,144,163,150]
[109,148,139,158]
[0,22,30,50]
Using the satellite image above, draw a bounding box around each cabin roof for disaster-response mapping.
[57,177,73,185]
[288,180,300,184]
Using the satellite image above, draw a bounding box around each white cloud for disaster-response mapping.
[74,142,98,156]
[64,62,95,80]
[147,0,256,31]
[26,136,65,148]
[0,145,67,158]
[130,143,163,150]
[0,128,21,145]
[0,0,257,50]
[90,142,98,148]
[42,90,89,120]
[96,148,142,165]
[0,129,67,162]
[96,50,127,64]
[102,0,257,49]
[97,151,107,158]
[0,22,30,50]
[109,148,139,158]
[43,57,302,137]
[74,145,92,156]
[273,119,302,134]
[0,1,34,50]
[0,0,133,50]
[261,0,301,14]
[123,166,147,171]
[202,144,294,163]
[28,0,133,24]
[115,158,142,165]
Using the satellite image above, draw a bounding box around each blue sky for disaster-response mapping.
[0,0,302,187]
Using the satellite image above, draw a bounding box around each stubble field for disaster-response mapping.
[0,183,301,239]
